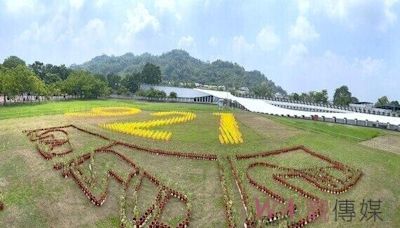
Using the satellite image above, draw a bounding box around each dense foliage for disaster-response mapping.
[375,96,389,107]
[72,49,287,96]
[333,85,353,106]
[0,57,110,104]
[169,92,177,98]
[375,96,400,109]
[0,55,168,105]
[62,70,110,98]
[141,63,161,85]
[136,88,167,98]
[288,90,329,104]
[2,56,26,69]
[0,64,46,104]
[30,61,71,83]
[121,72,141,94]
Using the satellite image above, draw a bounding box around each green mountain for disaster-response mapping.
[72,49,286,95]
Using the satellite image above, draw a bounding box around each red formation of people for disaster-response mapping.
[24,125,363,228]
[24,125,203,227]
[238,146,362,228]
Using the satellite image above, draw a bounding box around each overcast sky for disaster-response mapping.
[1,0,399,102]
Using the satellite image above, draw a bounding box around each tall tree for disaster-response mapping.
[0,66,11,104]
[299,93,310,102]
[106,73,121,90]
[0,65,47,104]
[253,83,274,97]
[313,90,329,104]
[62,71,110,98]
[47,82,63,96]
[293,90,328,103]
[3,56,26,69]
[375,96,389,107]
[11,65,47,97]
[169,91,177,98]
[390,100,399,106]
[52,64,71,80]
[333,86,352,106]
[351,96,359,103]
[122,72,141,93]
[30,62,71,84]
[30,61,46,79]
[94,74,107,82]
[141,63,161,85]
[289,93,300,101]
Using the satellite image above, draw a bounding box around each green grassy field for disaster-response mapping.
[0,99,219,120]
[0,99,399,227]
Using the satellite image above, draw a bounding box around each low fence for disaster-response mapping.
[255,112,400,132]
[315,114,400,131]
[0,95,79,106]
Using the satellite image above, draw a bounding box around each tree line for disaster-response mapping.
[288,85,399,108]
[0,56,162,105]
[104,62,161,95]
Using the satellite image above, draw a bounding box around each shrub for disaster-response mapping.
[136,88,166,98]
[169,91,177,98]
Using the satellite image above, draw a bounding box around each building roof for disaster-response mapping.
[140,85,211,98]
[352,102,373,104]
[377,103,400,111]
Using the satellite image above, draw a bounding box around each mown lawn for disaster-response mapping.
[0,99,219,120]
[269,115,383,142]
[0,99,399,227]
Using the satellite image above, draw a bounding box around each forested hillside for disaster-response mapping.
[72,49,286,95]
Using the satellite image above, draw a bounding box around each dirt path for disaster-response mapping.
[235,112,300,140]
[360,134,400,155]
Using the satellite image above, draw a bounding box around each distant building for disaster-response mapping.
[376,103,400,112]
[195,84,226,91]
[348,101,397,115]
[235,87,250,95]
[139,84,216,103]
[178,82,195,88]
[275,93,285,99]
[203,84,225,91]
[349,102,374,109]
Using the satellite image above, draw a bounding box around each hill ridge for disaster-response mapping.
[72,49,286,95]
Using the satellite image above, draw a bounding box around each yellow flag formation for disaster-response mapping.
[100,111,196,141]
[213,113,243,144]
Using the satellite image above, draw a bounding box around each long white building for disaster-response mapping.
[195,89,400,127]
